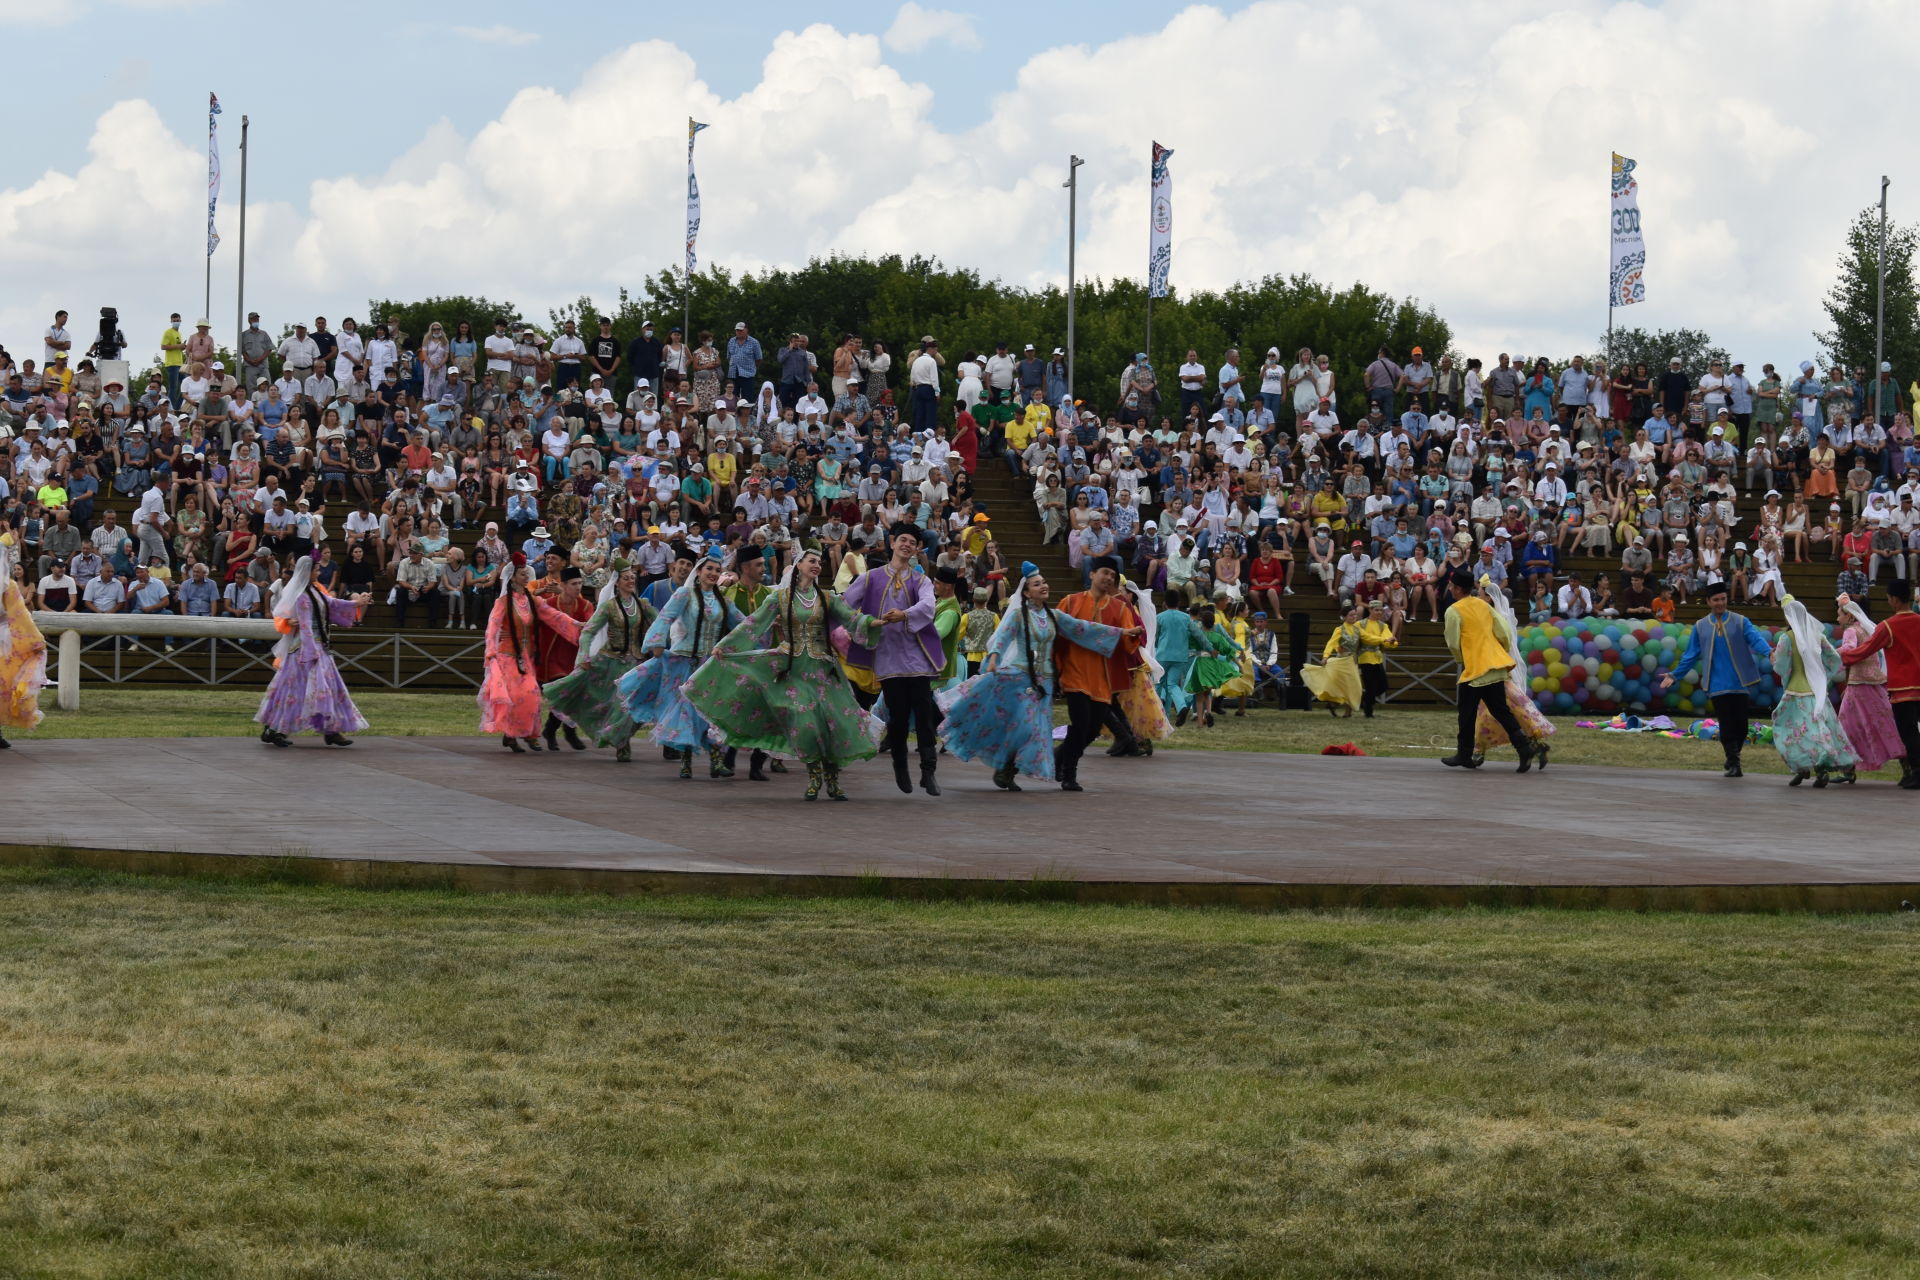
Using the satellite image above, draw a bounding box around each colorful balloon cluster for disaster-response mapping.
[1516,617,1782,716]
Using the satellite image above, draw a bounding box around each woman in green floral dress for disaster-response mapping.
[685,548,885,800]
[542,566,658,761]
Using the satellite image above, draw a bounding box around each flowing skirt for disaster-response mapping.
[257,650,368,736]
[478,655,544,739]
[648,653,717,751]
[685,650,881,767]
[1301,655,1362,708]
[615,656,666,724]
[1837,682,1904,772]
[543,652,643,747]
[938,669,1056,779]
[1474,681,1555,752]
[0,628,47,732]
[1110,665,1174,742]
[1772,690,1858,772]
[1188,652,1239,692]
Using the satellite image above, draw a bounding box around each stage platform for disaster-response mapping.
[3,737,1915,911]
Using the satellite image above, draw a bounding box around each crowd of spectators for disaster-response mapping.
[3,306,1917,651]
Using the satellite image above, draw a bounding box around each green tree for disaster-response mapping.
[372,259,1451,414]
[367,295,524,348]
[1595,326,1728,379]
[1815,205,1920,382]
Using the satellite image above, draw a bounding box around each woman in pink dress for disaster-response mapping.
[479,555,585,752]
[1836,595,1904,775]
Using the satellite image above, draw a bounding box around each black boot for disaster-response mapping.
[563,725,586,751]
[992,763,1023,792]
[0,731,10,749]
[1901,760,1920,790]
[919,760,941,796]
[748,751,771,782]
[542,715,560,752]
[1056,749,1083,792]
[323,732,353,747]
[260,727,290,748]
[502,735,525,753]
[892,754,913,794]
[524,736,543,752]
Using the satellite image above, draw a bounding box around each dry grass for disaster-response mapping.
[0,872,1916,1278]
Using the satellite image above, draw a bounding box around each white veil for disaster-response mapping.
[1480,575,1527,691]
[271,555,315,663]
[580,575,618,660]
[1123,578,1164,680]
[1780,595,1831,703]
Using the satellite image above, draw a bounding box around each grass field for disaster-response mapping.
[0,871,1915,1278]
[29,688,1893,778]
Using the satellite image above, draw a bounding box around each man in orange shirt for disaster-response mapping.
[1053,556,1144,790]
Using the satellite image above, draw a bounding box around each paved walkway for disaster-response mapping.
[5,737,1916,889]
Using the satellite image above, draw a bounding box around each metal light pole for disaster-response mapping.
[1875,175,1889,415]
[1064,154,1083,404]
[235,115,249,346]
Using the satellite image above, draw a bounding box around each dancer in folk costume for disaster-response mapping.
[1103,577,1173,755]
[533,567,596,751]
[639,552,746,779]
[841,523,946,795]
[1470,576,1556,769]
[1833,595,1905,776]
[685,547,887,799]
[939,561,1139,792]
[1051,556,1149,788]
[255,554,372,748]
[1840,578,1920,789]
[479,555,586,753]
[1301,604,1365,716]
[0,541,48,748]
[542,565,657,761]
[1769,595,1856,787]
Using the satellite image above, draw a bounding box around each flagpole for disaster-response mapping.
[684,118,709,363]
[1064,154,1083,404]
[235,115,248,346]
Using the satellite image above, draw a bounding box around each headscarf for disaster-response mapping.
[755,380,779,428]
[271,555,316,664]
[1480,575,1527,691]
[1780,594,1831,703]
[1123,575,1164,680]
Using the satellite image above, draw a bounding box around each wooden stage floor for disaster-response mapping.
[4,737,1916,908]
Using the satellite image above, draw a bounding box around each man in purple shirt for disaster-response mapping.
[842,523,945,796]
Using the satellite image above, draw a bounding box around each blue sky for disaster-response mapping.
[21,0,1164,209]
[0,0,1904,370]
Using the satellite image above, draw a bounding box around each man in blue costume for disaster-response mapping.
[1656,580,1775,777]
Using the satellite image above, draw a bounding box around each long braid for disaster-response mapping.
[780,584,796,680]
[690,582,707,654]
[307,583,330,651]
[1019,599,1043,698]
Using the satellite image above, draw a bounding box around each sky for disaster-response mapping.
[0,0,1906,371]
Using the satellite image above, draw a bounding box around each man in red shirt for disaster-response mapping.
[1840,579,1920,789]
[536,567,596,751]
[1052,557,1144,790]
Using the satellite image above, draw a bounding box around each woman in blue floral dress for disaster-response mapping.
[938,562,1135,791]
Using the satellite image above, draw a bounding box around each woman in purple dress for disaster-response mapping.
[256,555,372,748]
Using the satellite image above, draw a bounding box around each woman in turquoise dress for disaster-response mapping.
[542,567,658,761]
[1770,595,1856,786]
[623,555,746,779]
[684,547,884,800]
[938,562,1131,791]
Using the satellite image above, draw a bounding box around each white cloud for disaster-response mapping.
[5,1,1913,371]
[453,23,540,46]
[883,2,981,53]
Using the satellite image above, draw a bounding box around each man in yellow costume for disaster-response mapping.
[1355,598,1398,717]
[1440,567,1535,772]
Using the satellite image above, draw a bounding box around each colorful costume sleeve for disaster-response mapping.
[1744,616,1776,673]
[1051,607,1122,658]
[325,595,363,628]
[644,587,687,652]
[712,591,783,656]
[826,593,883,650]
[532,597,586,644]
[1819,637,1844,684]
[1841,620,1891,666]
[1770,631,1794,682]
